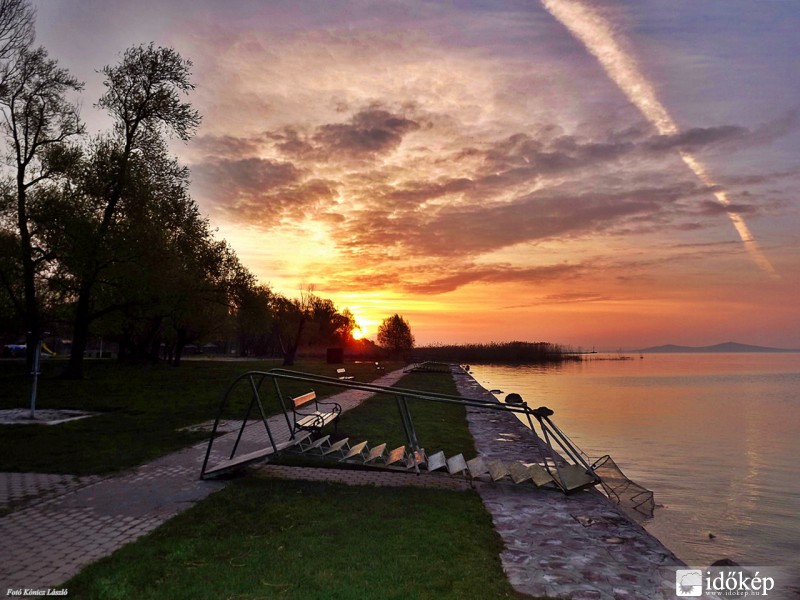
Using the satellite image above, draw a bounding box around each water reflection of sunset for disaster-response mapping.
[471,353,800,567]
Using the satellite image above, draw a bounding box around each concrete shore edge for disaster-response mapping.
[454,366,684,599]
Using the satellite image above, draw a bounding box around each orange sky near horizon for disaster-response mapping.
[33,1,800,350]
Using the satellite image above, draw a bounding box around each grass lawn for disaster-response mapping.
[65,477,533,600]
[60,368,533,599]
[0,358,400,475]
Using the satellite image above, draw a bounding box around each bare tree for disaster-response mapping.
[0,0,34,64]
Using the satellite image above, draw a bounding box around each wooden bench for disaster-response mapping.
[336,368,354,380]
[291,391,341,435]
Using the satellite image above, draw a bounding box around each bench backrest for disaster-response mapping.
[293,391,316,409]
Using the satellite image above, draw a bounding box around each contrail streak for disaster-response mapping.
[541,0,778,277]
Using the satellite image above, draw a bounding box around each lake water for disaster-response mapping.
[469,353,800,568]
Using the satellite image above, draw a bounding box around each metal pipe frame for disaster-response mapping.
[200,370,287,478]
[266,368,542,418]
[201,366,595,487]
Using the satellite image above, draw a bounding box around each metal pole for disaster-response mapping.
[230,393,256,460]
[251,374,279,453]
[29,334,42,419]
[395,395,413,447]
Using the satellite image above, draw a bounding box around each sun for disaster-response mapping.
[351,327,365,340]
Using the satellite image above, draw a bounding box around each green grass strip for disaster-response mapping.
[66,477,533,599]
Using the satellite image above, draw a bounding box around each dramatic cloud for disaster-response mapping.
[33,0,796,345]
[403,263,585,295]
[313,109,420,159]
[192,155,337,222]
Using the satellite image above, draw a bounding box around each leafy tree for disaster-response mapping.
[234,284,274,357]
[64,43,200,378]
[44,133,250,367]
[377,313,415,358]
[272,287,315,366]
[334,307,358,347]
[0,40,83,368]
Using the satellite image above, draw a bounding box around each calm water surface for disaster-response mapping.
[469,353,800,568]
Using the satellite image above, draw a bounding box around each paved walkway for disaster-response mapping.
[0,368,407,593]
[454,369,683,600]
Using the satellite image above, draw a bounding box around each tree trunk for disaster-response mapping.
[148,335,161,364]
[172,328,187,367]
[17,180,40,373]
[282,348,296,366]
[64,286,92,379]
[282,317,306,366]
[22,264,40,372]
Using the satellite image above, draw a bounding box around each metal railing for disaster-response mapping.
[200,366,600,492]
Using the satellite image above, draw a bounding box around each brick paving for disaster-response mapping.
[0,473,104,515]
[257,463,474,491]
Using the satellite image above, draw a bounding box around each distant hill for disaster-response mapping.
[639,342,798,353]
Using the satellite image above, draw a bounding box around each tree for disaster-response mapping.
[273,287,316,366]
[0,41,83,369]
[234,284,274,357]
[64,43,200,378]
[377,313,415,358]
[44,133,249,368]
[0,0,33,65]
[334,307,358,347]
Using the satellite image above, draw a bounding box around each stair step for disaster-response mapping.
[365,443,387,463]
[426,451,447,472]
[406,448,427,469]
[556,463,598,492]
[322,438,350,456]
[466,456,489,478]
[446,454,468,475]
[340,441,369,461]
[385,446,407,466]
[284,431,313,451]
[301,435,330,453]
[507,461,533,484]
[487,459,509,481]
[529,464,556,487]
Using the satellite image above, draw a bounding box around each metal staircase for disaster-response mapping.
[199,367,601,495]
[281,433,581,489]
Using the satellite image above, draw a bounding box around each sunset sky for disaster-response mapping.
[32,1,800,349]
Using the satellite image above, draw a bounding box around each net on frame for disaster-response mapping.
[591,454,655,519]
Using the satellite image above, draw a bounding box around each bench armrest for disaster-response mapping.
[315,399,342,416]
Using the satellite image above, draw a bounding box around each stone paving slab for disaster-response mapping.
[0,408,99,425]
[256,463,474,491]
[454,368,684,600]
[0,368,407,593]
[0,473,105,514]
